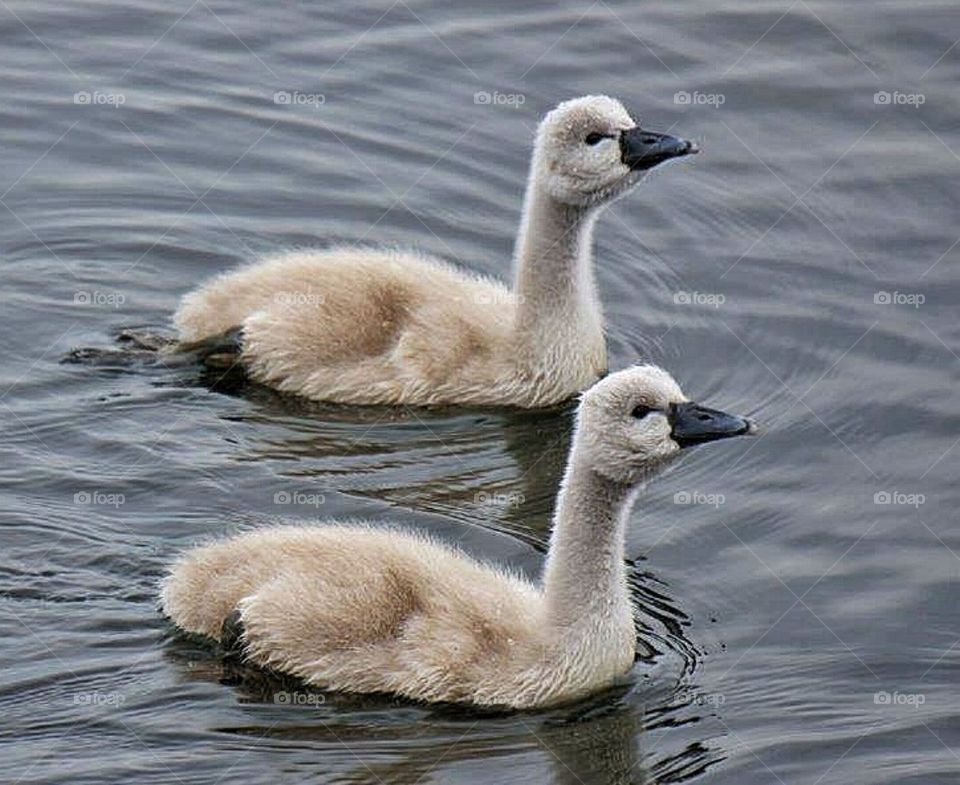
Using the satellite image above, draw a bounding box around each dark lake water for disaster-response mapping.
[1,1,958,782]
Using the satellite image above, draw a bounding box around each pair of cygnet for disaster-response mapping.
[162,96,751,709]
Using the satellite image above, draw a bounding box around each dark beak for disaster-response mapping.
[620,127,700,171]
[669,402,751,448]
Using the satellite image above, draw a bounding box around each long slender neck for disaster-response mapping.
[541,450,638,633]
[512,179,604,354]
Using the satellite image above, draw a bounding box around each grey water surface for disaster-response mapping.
[1,1,958,783]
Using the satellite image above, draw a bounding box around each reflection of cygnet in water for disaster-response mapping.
[161,366,751,708]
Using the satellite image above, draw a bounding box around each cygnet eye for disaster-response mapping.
[631,404,655,419]
[584,132,608,146]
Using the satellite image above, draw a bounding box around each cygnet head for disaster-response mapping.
[574,365,751,486]
[533,95,699,208]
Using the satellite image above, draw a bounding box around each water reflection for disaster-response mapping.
[164,635,721,784]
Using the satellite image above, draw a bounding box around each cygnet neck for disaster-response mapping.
[512,181,604,356]
[541,448,639,634]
